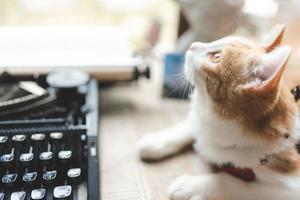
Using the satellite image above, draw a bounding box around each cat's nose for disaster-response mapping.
[189,42,206,51]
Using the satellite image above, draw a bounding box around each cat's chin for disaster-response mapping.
[185,69,202,89]
[184,49,202,83]
[185,74,195,86]
[184,65,195,84]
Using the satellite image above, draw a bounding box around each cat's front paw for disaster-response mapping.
[168,175,206,200]
[137,133,172,161]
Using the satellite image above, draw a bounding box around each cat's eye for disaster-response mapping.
[213,53,221,59]
[209,51,222,63]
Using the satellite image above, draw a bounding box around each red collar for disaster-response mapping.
[211,163,256,182]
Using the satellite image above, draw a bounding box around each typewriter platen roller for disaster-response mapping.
[0,71,99,200]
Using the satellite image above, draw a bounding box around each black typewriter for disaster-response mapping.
[0,71,99,200]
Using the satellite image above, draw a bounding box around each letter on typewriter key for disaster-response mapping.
[2,173,17,184]
[50,132,63,140]
[0,136,9,155]
[31,134,46,154]
[43,170,57,181]
[0,151,14,162]
[58,150,72,160]
[31,189,46,200]
[22,172,37,183]
[67,168,81,184]
[53,185,72,199]
[39,152,53,161]
[20,152,34,162]
[10,191,26,200]
[67,168,81,178]
[0,192,4,200]
[12,135,26,142]
[31,134,46,141]
[0,136,8,144]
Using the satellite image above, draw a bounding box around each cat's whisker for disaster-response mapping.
[167,72,189,98]
[171,72,186,78]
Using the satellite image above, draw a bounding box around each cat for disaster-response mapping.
[137,25,300,200]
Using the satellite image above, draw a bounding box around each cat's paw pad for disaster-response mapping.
[137,133,170,161]
[168,175,205,200]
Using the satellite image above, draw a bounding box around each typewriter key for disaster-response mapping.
[58,150,72,160]
[12,135,26,142]
[50,132,63,140]
[31,134,46,141]
[2,173,17,184]
[53,185,72,199]
[10,191,26,200]
[67,168,81,184]
[39,152,53,161]
[31,189,46,200]
[20,152,34,162]
[0,151,14,163]
[43,170,57,181]
[0,148,15,172]
[23,171,37,183]
[0,136,8,144]
[67,168,81,178]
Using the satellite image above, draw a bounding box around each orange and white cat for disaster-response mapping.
[138,25,300,200]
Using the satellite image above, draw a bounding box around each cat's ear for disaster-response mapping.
[263,24,286,51]
[245,46,292,94]
[263,24,286,52]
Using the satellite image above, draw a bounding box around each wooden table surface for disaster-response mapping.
[99,80,204,200]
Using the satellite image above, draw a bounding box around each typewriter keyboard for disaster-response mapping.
[0,131,87,200]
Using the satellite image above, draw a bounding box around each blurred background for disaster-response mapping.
[1,1,300,199]
[0,0,299,49]
[1,0,300,98]
[0,0,177,53]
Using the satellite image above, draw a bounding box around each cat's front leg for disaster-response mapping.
[168,174,209,200]
[169,173,245,200]
[137,120,196,161]
[168,172,287,200]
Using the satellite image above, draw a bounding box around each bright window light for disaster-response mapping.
[243,0,278,18]
[99,0,155,11]
[19,0,79,12]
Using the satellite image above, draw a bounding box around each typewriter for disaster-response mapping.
[0,71,99,200]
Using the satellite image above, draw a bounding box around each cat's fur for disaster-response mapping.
[137,25,300,200]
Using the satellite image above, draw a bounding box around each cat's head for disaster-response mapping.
[185,25,294,118]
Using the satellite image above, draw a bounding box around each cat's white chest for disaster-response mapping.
[190,92,270,167]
